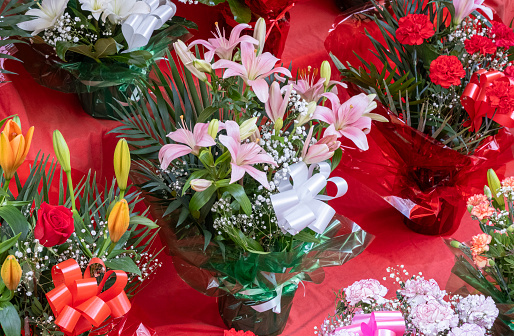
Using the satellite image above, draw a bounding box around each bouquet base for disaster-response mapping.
[77,84,137,120]
[218,290,296,336]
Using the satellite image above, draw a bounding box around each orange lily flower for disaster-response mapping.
[0,120,34,180]
[1,255,22,291]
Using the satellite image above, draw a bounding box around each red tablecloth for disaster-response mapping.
[1,1,514,335]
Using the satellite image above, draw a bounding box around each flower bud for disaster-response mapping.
[450,241,461,248]
[239,117,258,141]
[108,199,130,243]
[274,117,283,134]
[296,102,316,126]
[508,225,514,233]
[253,17,266,56]
[488,259,495,267]
[208,119,219,139]
[193,59,213,74]
[114,138,130,192]
[0,120,34,180]
[320,60,331,87]
[52,130,71,173]
[190,179,213,192]
[487,168,504,208]
[1,255,21,291]
[484,185,492,199]
[467,204,474,213]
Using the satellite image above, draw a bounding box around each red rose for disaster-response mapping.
[429,55,466,88]
[224,329,255,336]
[34,202,74,247]
[396,14,435,45]
[489,22,514,48]
[485,79,514,114]
[464,35,497,55]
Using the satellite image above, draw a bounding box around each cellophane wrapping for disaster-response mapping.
[89,316,157,336]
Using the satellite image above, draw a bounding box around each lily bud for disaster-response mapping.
[52,130,71,173]
[484,185,492,199]
[191,179,213,192]
[274,117,283,134]
[1,255,21,291]
[320,61,331,88]
[108,199,130,243]
[296,102,316,126]
[253,17,266,56]
[487,169,504,208]
[114,138,130,192]
[239,117,258,141]
[173,40,208,82]
[0,120,34,180]
[193,59,213,74]
[450,241,461,248]
[208,119,219,139]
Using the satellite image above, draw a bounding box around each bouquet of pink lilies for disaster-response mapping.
[116,18,382,334]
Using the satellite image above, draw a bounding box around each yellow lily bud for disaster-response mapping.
[114,138,130,192]
[239,117,258,141]
[208,119,219,139]
[320,61,331,87]
[1,255,21,291]
[0,120,34,180]
[253,17,266,56]
[274,117,283,134]
[487,169,504,208]
[108,199,130,243]
[52,130,71,173]
[193,59,213,74]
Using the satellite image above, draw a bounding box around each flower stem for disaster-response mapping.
[0,178,11,204]
[66,172,76,212]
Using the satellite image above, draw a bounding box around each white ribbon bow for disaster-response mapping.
[270,161,348,235]
[122,0,177,51]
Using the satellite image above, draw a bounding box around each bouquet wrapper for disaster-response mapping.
[332,104,514,235]
[163,214,372,334]
[90,316,156,336]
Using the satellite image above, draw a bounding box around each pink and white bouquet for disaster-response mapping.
[316,267,499,336]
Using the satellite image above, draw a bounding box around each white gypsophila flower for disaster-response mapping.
[18,0,69,35]
[457,295,499,329]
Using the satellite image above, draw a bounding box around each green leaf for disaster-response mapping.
[63,38,119,61]
[222,184,251,215]
[0,233,21,254]
[202,229,212,251]
[0,205,29,239]
[189,185,217,212]
[227,0,251,23]
[0,301,21,336]
[129,216,159,229]
[197,106,218,123]
[331,148,343,172]
[294,230,321,244]
[104,256,141,276]
[107,50,153,67]
[198,149,214,167]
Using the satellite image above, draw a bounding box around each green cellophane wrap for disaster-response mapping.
[444,239,514,334]
[166,214,373,335]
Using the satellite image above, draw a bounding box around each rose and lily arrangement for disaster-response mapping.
[317,267,499,336]
[0,117,160,335]
[333,0,514,154]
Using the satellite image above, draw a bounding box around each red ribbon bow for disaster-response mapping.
[334,311,406,336]
[46,258,131,336]
[461,69,514,131]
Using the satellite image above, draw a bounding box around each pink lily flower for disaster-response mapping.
[452,0,493,24]
[219,121,276,189]
[301,128,340,165]
[313,92,377,151]
[265,82,293,122]
[212,42,291,103]
[189,23,258,62]
[285,67,347,103]
[159,121,215,169]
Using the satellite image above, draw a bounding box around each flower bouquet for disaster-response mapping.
[13,0,194,119]
[325,0,514,235]
[114,20,379,335]
[316,267,499,336]
[0,117,160,335]
[447,169,514,332]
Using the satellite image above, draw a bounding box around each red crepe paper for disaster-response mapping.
[46,258,131,336]
[461,69,514,131]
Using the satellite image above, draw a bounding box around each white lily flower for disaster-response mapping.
[102,0,150,24]
[18,0,69,35]
[79,0,111,21]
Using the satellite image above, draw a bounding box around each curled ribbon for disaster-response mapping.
[334,311,406,336]
[122,0,177,51]
[461,69,514,131]
[270,161,348,235]
[46,258,131,336]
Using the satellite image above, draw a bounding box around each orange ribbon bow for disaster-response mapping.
[461,69,514,131]
[46,258,131,336]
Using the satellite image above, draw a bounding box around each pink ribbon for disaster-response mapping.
[334,311,405,336]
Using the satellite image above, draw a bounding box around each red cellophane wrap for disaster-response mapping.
[90,316,157,336]
[332,104,514,235]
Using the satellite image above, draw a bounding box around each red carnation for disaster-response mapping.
[429,55,466,89]
[396,14,435,45]
[485,79,514,114]
[489,22,514,48]
[464,35,497,55]
[224,329,256,336]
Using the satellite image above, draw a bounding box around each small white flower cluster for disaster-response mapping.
[177,0,198,3]
[487,209,509,227]
[42,13,88,47]
[132,250,163,283]
[288,90,310,123]
[449,17,488,44]
[499,185,514,200]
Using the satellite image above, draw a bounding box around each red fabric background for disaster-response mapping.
[1,0,514,335]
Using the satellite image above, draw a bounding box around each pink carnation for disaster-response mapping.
[470,233,491,255]
[410,300,459,335]
[448,323,486,336]
[344,279,388,305]
[466,194,488,207]
[400,278,446,306]
[470,203,495,220]
[473,254,490,268]
[501,176,514,188]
